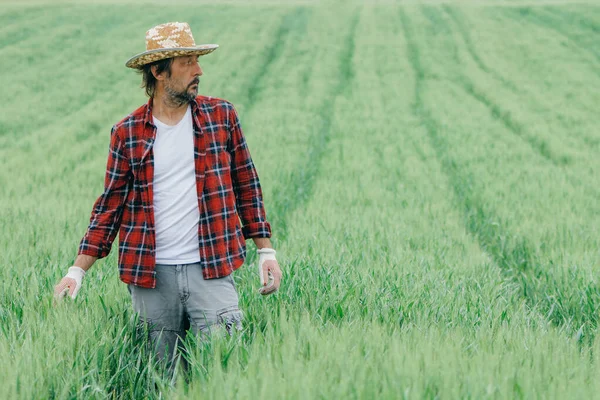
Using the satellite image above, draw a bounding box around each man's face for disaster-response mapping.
[161,55,203,105]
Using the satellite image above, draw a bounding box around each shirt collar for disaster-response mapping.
[143,97,154,127]
[144,96,201,127]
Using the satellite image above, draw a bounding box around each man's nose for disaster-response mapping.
[194,61,203,77]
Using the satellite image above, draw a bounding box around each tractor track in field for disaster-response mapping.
[419,5,570,167]
[437,5,600,201]
[455,80,571,166]
[0,7,126,52]
[400,6,600,338]
[441,5,520,95]
[442,5,600,154]
[225,6,315,245]
[268,9,360,242]
[0,11,150,142]
[502,7,600,74]
[539,7,600,53]
[538,7,600,63]
[0,21,82,51]
[0,10,59,50]
[0,6,50,27]
[245,7,311,108]
[544,6,600,33]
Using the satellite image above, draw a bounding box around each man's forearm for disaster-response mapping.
[252,237,272,249]
[73,254,98,272]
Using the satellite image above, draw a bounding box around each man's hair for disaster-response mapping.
[139,58,174,98]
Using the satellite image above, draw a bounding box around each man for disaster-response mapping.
[53,22,282,367]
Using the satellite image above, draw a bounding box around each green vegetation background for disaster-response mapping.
[0,1,599,398]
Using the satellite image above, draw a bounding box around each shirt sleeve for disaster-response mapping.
[227,104,272,239]
[78,125,131,258]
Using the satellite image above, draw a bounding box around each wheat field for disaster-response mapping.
[0,1,599,398]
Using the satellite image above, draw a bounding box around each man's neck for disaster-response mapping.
[152,91,190,126]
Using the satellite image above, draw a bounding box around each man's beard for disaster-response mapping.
[164,78,199,107]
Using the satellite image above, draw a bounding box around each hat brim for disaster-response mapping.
[125,44,219,69]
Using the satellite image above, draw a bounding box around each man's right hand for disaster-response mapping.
[54,266,86,300]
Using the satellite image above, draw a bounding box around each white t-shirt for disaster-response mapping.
[152,106,201,264]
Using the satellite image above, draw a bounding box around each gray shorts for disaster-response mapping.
[128,262,243,366]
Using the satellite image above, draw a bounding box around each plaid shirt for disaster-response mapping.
[78,96,271,288]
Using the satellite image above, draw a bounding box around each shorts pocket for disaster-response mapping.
[216,305,243,334]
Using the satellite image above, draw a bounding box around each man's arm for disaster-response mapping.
[226,104,281,295]
[73,254,98,272]
[252,237,272,250]
[227,104,272,239]
[54,126,131,299]
[78,125,132,260]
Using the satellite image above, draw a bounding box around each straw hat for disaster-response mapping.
[125,22,218,69]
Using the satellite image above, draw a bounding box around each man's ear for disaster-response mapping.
[151,65,164,81]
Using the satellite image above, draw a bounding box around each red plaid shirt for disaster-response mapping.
[78,96,271,288]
